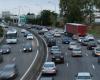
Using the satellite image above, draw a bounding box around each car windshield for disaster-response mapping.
[77,76,91,79]
[73,48,81,51]
[96,48,100,51]
[44,64,54,67]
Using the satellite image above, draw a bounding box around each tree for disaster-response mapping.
[59,0,95,23]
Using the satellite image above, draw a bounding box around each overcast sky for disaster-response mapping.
[0,0,59,15]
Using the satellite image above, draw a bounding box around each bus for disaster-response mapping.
[6,29,18,44]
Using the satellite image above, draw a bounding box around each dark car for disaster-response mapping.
[47,38,56,47]
[38,30,44,35]
[81,39,89,46]
[0,45,11,54]
[24,31,30,37]
[62,37,70,44]
[0,63,17,80]
[87,41,97,50]
[52,51,64,63]
[23,43,32,52]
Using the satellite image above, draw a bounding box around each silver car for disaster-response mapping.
[42,62,57,75]
[72,47,82,57]
[75,72,93,80]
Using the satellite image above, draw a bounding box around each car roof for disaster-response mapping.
[44,62,55,65]
[4,63,16,68]
[40,77,53,80]
[78,72,91,76]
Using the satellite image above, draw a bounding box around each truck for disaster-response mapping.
[65,23,87,37]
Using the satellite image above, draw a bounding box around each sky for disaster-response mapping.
[0,0,59,15]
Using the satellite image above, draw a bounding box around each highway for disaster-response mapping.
[0,26,38,80]
[30,27,100,80]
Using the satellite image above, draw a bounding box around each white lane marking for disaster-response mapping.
[36,35,49,80]
[66,63,69,67]
[20,33,39,80]
[92,64,95,70]
[20,50,39,80]
[86,53,88,56]
[12,57,16,62]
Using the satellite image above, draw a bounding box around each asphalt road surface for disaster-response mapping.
[31,27,100,80]
[0,26,38,80]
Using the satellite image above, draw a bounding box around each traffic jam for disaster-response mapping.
[29,23,100,80]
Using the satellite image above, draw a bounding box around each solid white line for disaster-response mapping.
[20,33,39,80]
[92,64,95,70]
[86,53,88,56]
[36,35,48,80]
[20,50,39,80]
[66,63,69,67]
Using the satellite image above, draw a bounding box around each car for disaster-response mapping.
[75,72,93,80]
[42,62,57,75]
[77,37,84,43]
[62,37,70,44]
[52,51,64,63]
[26,33,33,40]
[68,41,77,50]
[71,47,82,57]
[0,45,11,54]
[97,39,100,44]
[87,41,97,50]
[81,39,89,46]
[21,29,27,33]
[50,46,60,54]
[47,38,56,47]
[54,32,61,37]
[38,30,45,35]
[92,47,100,56]
[0,63,17,80]
[40,77,54,80]
[41,28,48,32]
[22,43,32,52]
[24,31,30,37]
[44,32,54,40]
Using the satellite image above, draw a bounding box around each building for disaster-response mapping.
[2,11,11,18]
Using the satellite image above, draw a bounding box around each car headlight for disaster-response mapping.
[9,72,15,77]
[24,48,26,50]
[0,50,2,53]
[29,48,32,50]
[7,49,9,52]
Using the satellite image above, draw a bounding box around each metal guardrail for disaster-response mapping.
[16,26,47,80]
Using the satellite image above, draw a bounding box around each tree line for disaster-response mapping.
[59,0,100,24]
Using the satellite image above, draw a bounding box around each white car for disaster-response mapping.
[21,29,27,33]
[27,34,33,40]
[68,42,77,50]
[42,62,57,75]
[54,32,61,37]
[41,28,48,32]
[75,72,93,80]
[77,37,84,43]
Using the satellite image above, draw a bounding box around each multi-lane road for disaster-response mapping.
[0,26,38,80]
[30,26,100,80]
